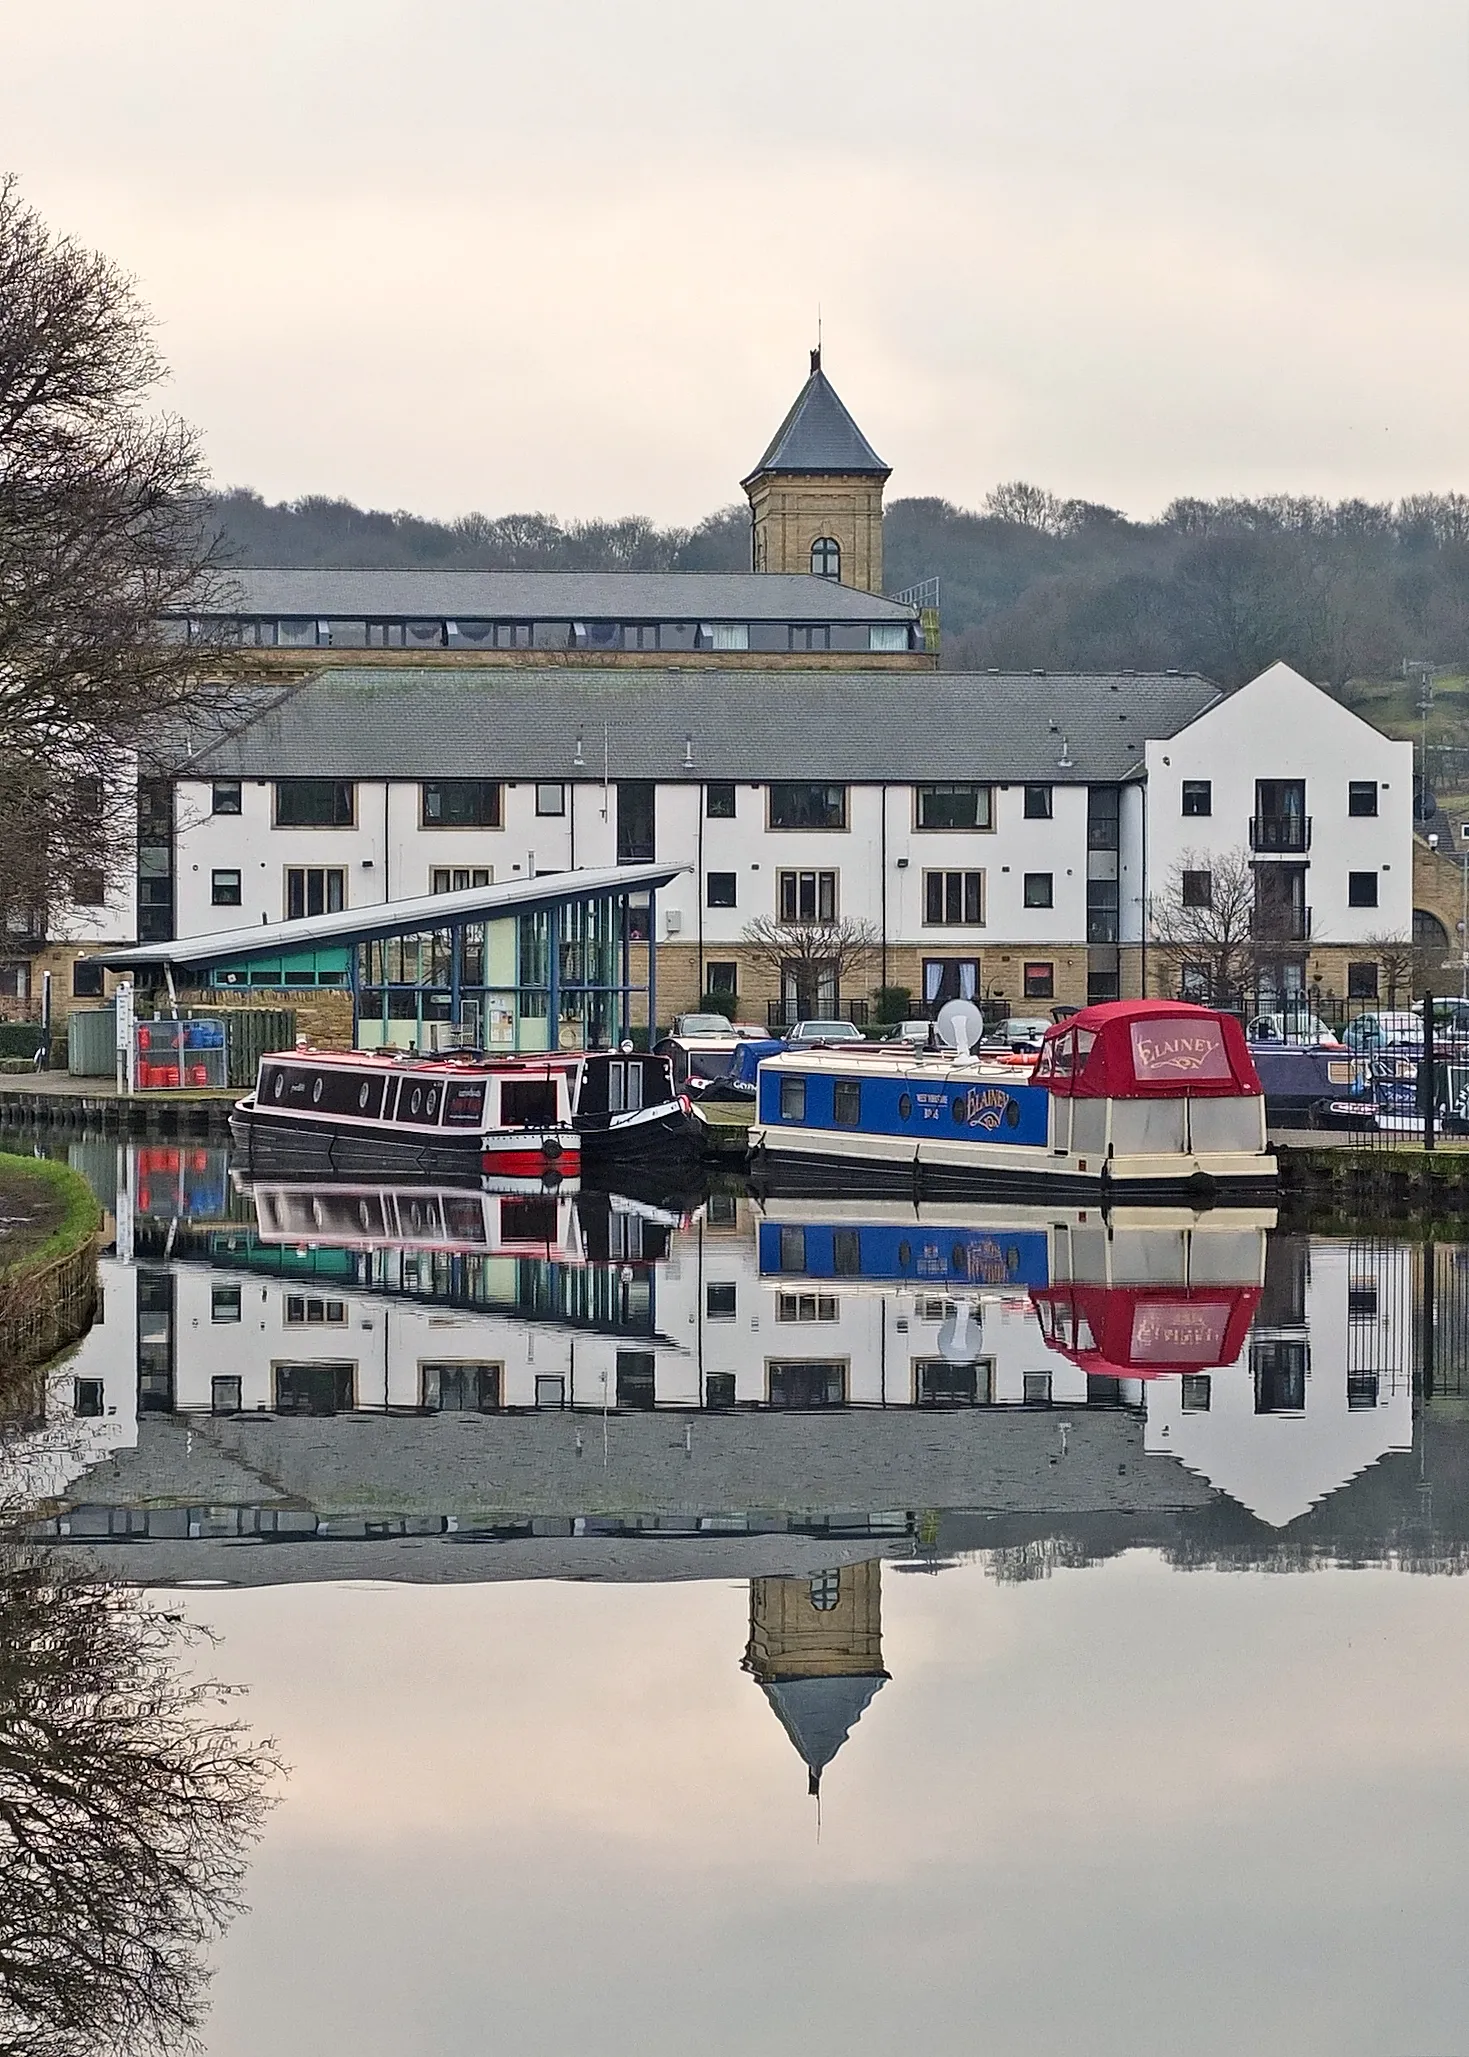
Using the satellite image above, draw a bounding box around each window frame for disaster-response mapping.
[1181,780,1212,818]
[777,869,838,923]
[274,778,355,829]
[1023,784,1053,820]
[1348,781,1379,818]
[915,783,993,832]
[705,871,738,909]
[922,869,985,927]
[1023,961,1055,999]
[1022,871,1054,909]
[211,868,243,908]
[285,866,346,921]
[705,782,737,819]
[768,782,848,832]
[211,780,242,816]
[810,536,841,580]
[1348,870,1379,909]
[535,782,566,817]
[419,779,503,831]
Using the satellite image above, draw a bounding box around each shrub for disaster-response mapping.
[872,985,914,1026]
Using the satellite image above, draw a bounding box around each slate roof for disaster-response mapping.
[186,567,915,622]
[177,668,1221,784]
[762,1675,887,1793]
[742,352,890,483]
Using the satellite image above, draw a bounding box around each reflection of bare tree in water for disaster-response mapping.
[0,1555,281,2057]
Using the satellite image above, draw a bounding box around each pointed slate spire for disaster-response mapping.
[742,348,890,485]
[760,1673,888,1796]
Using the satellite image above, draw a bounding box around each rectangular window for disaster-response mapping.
[1347,1282,1378,1322]
[768,1360,847,1408]
[707,622,750,651]
[777,1292,839,1322]
[1181,780,1212,817]
[1023,1371,1053,1406]
[1347,961,1379,1000]
[212,781,242,815]
[420,779,502,829]
[778,870,837,922]
[706,1282,738,1319]
[1181,1374,1212,1412]
[423,1362,501,1412]
[535,782,565,816]
[923,870,984,925]
[73,1378,105,1418]
[1348,871,1379,908]
[211,869,242,907]
[1087,877,1120,944]
[72,871,105,907]
[286,868,345,920]
[284,1295,347,1325]
[430,867,491,894]
[72,960,105,998]
[1182,870,1212,908]
[916,783,992,831]
[832,1079,862,1127]
[275,779,354,828]
[1023,961,1054,999]
[617,781,656,862]
[869,624,909,652]
[705,782,737,819]
[1024,784,1053,819]
[1023,872,1053,908]
[769,782,846,831]
[1252,1337,1308,1413]
[787,625,831,653]
[706,960,737,997]
[706,872,737,909]
[211,1284,242,1323]
[211,1375,242,1415]
[1348,781,1379,818]
[779,1074,807,1122]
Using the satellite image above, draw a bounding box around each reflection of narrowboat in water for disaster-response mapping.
[749,1001,1277,1204]
[238,1177,692,1265]
[230,1045,697,1179]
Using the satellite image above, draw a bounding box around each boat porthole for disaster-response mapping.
[898,1092,912,1121]
[897,1241,911,1268]
[312,1077,323,1105]
[1004,1099,1020,1128]
[358,1081,370,1110]
[410,1088,422,1115]
[426,1089,437,1116]
[953,1100,967,1123]
[272,1072,284,1101]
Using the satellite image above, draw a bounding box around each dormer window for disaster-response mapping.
[810,536,841,580]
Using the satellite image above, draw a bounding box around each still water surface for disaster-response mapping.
[17,1138,1469,2055]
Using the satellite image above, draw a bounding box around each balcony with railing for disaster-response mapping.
[767,997,870,1031]
[1250,903,1312,943]
[1250,815,1312,853]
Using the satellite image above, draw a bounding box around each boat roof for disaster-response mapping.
[1035,1000,1261,1100]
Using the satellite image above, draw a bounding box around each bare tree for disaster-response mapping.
[1360,931,1422,1009]
[740,917,880,1016]
[0,1552,280,2057]
[0,177,235,937]
[1149,847,1260,1005]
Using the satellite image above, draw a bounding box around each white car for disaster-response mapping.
[984,1016,1052,1051]
[787,1019,867,1045]
[1247,1013,1343,1048]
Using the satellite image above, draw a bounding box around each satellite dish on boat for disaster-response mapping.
[935,999,984,1058]
[937,1299,983,1362]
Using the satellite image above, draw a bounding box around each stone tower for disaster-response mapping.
[743,1559,889,1797]
[741,349,891,594]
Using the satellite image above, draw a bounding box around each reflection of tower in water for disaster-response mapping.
[743,1560,889,1797]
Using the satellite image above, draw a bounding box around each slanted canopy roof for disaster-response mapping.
[742,350,890,484]
[1031,1284,1263,1378]
[1032,1000,1261,1100]
[87,863,687,971]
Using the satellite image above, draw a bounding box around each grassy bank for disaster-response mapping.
[0,1152,100,1279]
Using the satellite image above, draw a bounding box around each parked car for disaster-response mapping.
[886,1019,937,1046]
[670,1011,733,1037]
[786,1019,867,1046]
[1342,1011,1423,1053]
[1247,1013,1343,1048]
[982,1015,1052,1051]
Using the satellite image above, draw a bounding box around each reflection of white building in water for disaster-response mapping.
[28,1151,1421,1559]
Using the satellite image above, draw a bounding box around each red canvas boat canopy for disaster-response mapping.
[1030,1000,1260,1099]
[1031,1283,1263,1377]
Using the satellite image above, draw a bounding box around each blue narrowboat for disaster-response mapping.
[748,1000,1277,1205]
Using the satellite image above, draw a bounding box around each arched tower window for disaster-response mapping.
[809,1569,841,1611]
[810,536,841,581]
[1414,909,1450,949]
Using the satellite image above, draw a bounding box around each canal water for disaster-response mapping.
[8,1135,1469,2056]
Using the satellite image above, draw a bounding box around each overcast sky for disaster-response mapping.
[6,1,1468,522]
